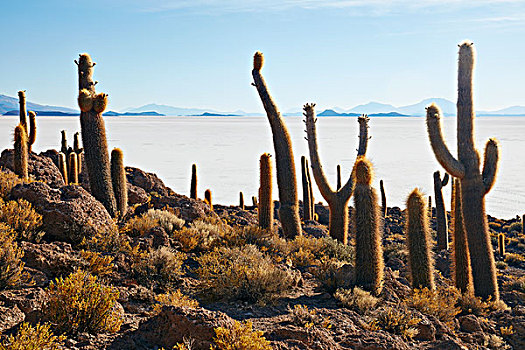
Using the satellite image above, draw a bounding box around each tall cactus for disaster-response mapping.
[68,153,78,185]
[301,156,312,221]
[190,164,197,200]
[74,132,83,173]
[336,165,342,190]
[434,171,450,250]
[58,152,68,184]
[451,178,473,294]
[426,41,499,300]
[28,111,36,153]
[252,52,301,238]
[258,153,274,230]
[406,188,435,290]
[357,115,370,156]
[353,157,384,295]
[304,103,354,244]
[18,91,27,131]
[111,148,128,218]
[204,189,213,211]
[61,130,68,154]
[307,160,315,220]
[239,192,245,210]
[13,124,28,180]
[75,53,117,218]
[380,180,387,217]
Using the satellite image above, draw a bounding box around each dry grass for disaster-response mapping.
[335,287,379,314]
[0,322,65,350]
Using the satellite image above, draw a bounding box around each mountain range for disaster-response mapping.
[1,93,525,117]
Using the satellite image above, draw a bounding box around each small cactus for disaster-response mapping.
[357,115,370,156]
[28,111,36,153]
[13,124,28,180]
[258,153,273,230]
[523,214,525,236]
[434,171,450,250]
[406,188,435,290]
[68,152,78,185]
[74,132,83,173]
[336,164,342,190]
[58,152,68,184]
[111,148,128,218]
[239,191,245,210]
[353,157,384,295]
[301,156,312,221]
[61,130,68,154]
[380,179,387,217]
[18,91,27,131]
[204,189,213,211]
[252,196,258,207]
[190,164,197,200]
[498,233,505,257]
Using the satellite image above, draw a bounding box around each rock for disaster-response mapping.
[135,306,234,350]
[458,315,482,333]
[126,167,170,196]
[302,221,329,237]
[11,182,115,244]
[146,226,169,248]
[214,205,258,227]
[127,184,149,206]
[144,193,217,222]
[0,305,24,333]
[0,288,46,326]
[424,335,468,350]
[415,317,436,341]
[0,149,65,188]
[21,241,82,278]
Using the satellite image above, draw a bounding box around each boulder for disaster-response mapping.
[11,182,115,244]
[137,193,216,222]
[127,183,149,206]
[126,167,170,196]
[0,149,65,188]
[458,315,482,333]
[21,241,82,278]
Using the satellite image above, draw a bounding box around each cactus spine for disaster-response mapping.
[304,103,354,244]
[252,52,301,238]
[28,111,36,153]
[301,156,313,221]
[190,164,197,200]
[14,124,28,180]
[110,148,128,218]
[204,189,213,211]
[451,179,473,294]
[258,153,273,230]
[239,192,245,210]
[380,179,387,217]
[58,152,68,184]
[357,115,370,156]
[18,91,27,131]
[406,189,435,290]
[498,233,505,257]
[426,41,499,300]
[353,157,384,294]
[75,53,117,218]
[434,171,450,250]
[68,153,78,185]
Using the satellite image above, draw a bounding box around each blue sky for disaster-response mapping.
[1,0,525,112]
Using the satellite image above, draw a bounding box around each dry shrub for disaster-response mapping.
[153,289,198,313]
[311,258,351,293]
[335,287,379,314]
[212,320,272,350]
[458,293,509,316]
[121,212,158,237]
[287,304,331,329]
[131,246,185,290]
[44,270,122,335]
[369,305,420,339]
[0,198,43,241]
[173,219,232,252]
[0,322,65,350]
[0,171,25,199]
[196,245,295,304]
[405,287,460,328]
[80,250,115,277]
[81,224,127,254]
[146,209,185,233]
[0,223,30,290]
[227,225,274,247]
[504,253,524,267]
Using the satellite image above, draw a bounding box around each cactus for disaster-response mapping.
[301,156,313,221]
[498,233,505,257]
[18,91,27,131]
[78,89,93,112]
[380,180,387,217]
[307,160,315,220]
[353,157,384,294]
[61,130,68,154]
[110,148,128,218]
[523,214,525,236]
[357,114,370,156]
[252,52,301,238]
[239,191,245,210]
[252,196,258,207]
[406,188,435,290]
[204,189,213,211]
[74,132,83,173]
[58,152,68,184]
[428,196,432,217]
[258,153,274,230]
[434,171,450,250]
[336,164,342,190]
[28,111,36,153]
[13,124,28,180]
[304,103,354,244]
[75,53,117,218]
[68,152,78,185]
[190,164,197,200]
[451,178,473,293]
[426,41,499,300]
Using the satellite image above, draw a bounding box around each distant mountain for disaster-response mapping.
[348,102,400,114]
[124,103,220,116]
[3,110,78,116]
[318,109,408,117]
[103,111,165,116]
[397,98,456,116]
[478,106,525,116]
[194,112,240,117]
[0,94,77,115]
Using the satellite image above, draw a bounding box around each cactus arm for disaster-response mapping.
[481,138,499,194]
[357,115,370,156]
[76,54,96,93]
[426,104,465,178]
[442,173,449,187]
[303,103,335,203]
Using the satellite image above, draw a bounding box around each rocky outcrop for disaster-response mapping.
[127,183,149,206]
[11,182,115,244]
[0,149,64,188]
[21,241,82,279]
[135,193,216,223]
[126,167,170,196]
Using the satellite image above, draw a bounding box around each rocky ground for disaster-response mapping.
[0,148,524,349]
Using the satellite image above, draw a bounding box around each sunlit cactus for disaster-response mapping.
[28,111,36,153]
[13,124,28,180]
[78,89,93,112]
[252,196,258,208]
[434,171,450,250]
[406,188,435,290]
[76,53,117,217]
[18,91,27,131]
[68,152,78,185]
[380,179,387,217]
[252,52,301,238]
[353,157,384,295]
[426,41,499,300]
[204,189,213,211]
[428,196,432,218]
[239,191,245,210]
[258,153,273,230]
[498,233,505,257]
[301,156,312,221]
[357,114,370,156]
[93,93,108,114]
[190,164,197,200]
[303,103,354,244]
[111,148,128,218]
[58,152,68,184]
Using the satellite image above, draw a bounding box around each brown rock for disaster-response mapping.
[0,149,65,188]
[11,182,115,244]
[146,194,217,222]
[126,167,170,196]
[414,317,436,341]
[458,315,482,333]
[0,304,24,333]
[128,183,149,206]
[21,241,82,278]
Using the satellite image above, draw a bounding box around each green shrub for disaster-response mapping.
[121,212,158,237]
[0,223,30,290]
[311,258,351,293]
[335,287,379,313]
[0,322,65,350]
[44,270,122,335]
[504,253,524,267]
[212,320,272,350]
